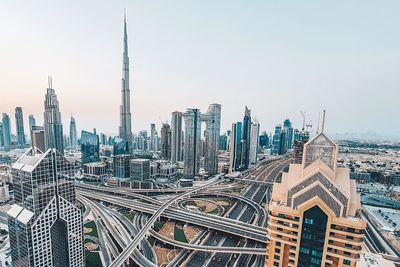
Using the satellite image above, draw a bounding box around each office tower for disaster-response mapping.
[130,159,150,180]
[8,147,84,267]
[150,123,156,151]
[259,131,269,148]
[203,103,221,175]
[249,118,260,164]
[43,77,64,155]
[70,116,78,148]
[283,118,294,150]
[31,126,45,152]
[119,15,133,154]
[113,154,131,178]
[113,136,127,155]
[100,133,107,145]
[272,125,282,155]
[183,108,201,179]
[2,113,11,146]
[15,107,26,146]
[228,122,242,172]
[266,132,365,267]
[28,114,36,132]
[240,106,251,169]
[279,128,288,155]
[0,123,4,147]
[81,130,100,164]
[160,123,171,160]
[171,111,183,163]
[219,134,228,150]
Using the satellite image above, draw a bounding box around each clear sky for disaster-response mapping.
[1,1,399,139]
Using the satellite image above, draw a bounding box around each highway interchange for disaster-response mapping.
[79,156,292,267]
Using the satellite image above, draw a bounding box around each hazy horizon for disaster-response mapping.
[1,1,399,140]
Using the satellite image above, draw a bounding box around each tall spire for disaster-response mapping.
[119,11,133,153]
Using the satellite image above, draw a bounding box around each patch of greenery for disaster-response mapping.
[153,221,165,232]
[85,251,102,267]
[84,220,98,238]
[174,226,188,243]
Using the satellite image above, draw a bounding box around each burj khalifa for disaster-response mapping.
[119,14,133,153]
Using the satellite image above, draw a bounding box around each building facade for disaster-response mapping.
[266,132,365,267]
[31,126,45,152]
[43,78,64,155]
[203,103,221,175]
[228,122,242,172]
[70,116,78,148]
[240,106,251,169]
[15,107,25,146]
[130,158,150,180]
[8,147,84,267]
[171,111,183,163]
[81,130,100,164]
[2,113,11,147]
[160,123,171,160]
[113,154,131,178]
[249,119,260,164]
[183,108,201,178]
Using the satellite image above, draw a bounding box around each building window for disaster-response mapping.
[343,259,351,265]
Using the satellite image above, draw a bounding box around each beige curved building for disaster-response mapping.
[266,132,366,267]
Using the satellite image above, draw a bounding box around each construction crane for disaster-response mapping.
[300,111,312,132]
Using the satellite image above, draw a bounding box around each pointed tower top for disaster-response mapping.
[47,76,53,89]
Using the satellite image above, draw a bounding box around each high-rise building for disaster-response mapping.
[113,154,131,178]
[249,118,260,164]
[28,114,36,132]
[259,131,270,148]
[183,108,201,179]
[31,126,45,152]
[160,123,171,160]
[272,124,282,155]
[43,77,64,155]
[150,123,156,151]
[130,158,150,180]
[283,118,294,150]
[119,15,133,154]
[15,107,26,146]
[70,116,78,148]
[2,113,12,146]
[240,106,251,169]
[229,122,242,172]
[81,130,100,164]
[113,136,127,155]
[8,147,84,267]
[266,132,365,267]
[171,111,183,163]
[219,134,228,150]
[203,103,221,175]
[0,123,4,147]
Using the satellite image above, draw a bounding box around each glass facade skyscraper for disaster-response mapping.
[80,130,100,164]
[8,147,84,267]
[2,113,11,147]
[171,111,183,163]
[203,103,221,175]
[70,116,78,148]
[183,108,201,178]
[15,107,26,146]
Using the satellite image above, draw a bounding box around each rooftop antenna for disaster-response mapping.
[321,109,326,133]
[48,76,53,89]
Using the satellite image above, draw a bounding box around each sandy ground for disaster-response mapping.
[194,200,217,213]
[154,246,181,267]
[159,221,175,239]
[84,227,93,234]
[183,225,200,242]
[216,200,230,206]
[84,242,98,251]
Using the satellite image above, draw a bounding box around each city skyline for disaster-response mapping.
[1,1,399,139]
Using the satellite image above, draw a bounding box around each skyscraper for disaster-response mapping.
[0,123,3,147]
[81,130,100,164]
[272,124,282,155]
[150,123,156,151]
[203,103,221,175]
[70,116,78,148]
[183,108,201,178]
[2,113,11,146]
[8,147,84,267]
[118,14,133,154]
[283,118,294,150]
[28,114,36,132]
[228,122,242,172]
[171,111,183,163]
[15,107,25,146]
[160,123,171,160]
[249,118,260,164]
[240,106,251,169]
[43,77,64,154]
[266,131,365,267]
[31,126,45,152]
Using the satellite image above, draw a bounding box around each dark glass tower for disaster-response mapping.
[2,113,11,146]
[15,107,26,146]
[81,130,100,164]
[240,106,251,169]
